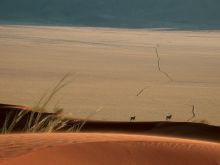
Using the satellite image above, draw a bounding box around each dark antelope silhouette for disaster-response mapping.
[130,116,136,121]
[166,114,172,121]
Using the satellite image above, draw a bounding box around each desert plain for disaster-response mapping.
[0,25,220,124]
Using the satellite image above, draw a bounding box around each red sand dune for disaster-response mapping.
[1,104,220,164]
[0,133,220,165]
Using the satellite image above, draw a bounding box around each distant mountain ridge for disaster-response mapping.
[0,0,220,29]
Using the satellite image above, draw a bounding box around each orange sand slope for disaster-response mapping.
[0,133,220,165]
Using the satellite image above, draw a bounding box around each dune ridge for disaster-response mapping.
[1,103,220,143]
[0,133,220,165]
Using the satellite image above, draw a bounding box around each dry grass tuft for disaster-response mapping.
[0,74,102,134]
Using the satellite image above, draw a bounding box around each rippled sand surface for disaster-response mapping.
[1,133,220,165]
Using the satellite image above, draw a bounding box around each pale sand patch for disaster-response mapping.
[0,25,220,124]
[0,133,220,165]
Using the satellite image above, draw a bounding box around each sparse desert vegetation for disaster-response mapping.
[0,74,103,134]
